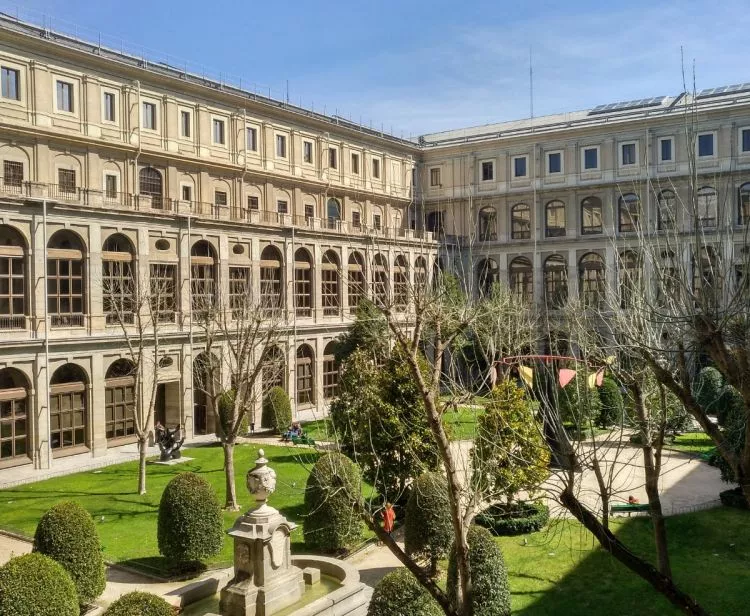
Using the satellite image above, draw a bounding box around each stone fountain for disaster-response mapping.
[220,449,305,616]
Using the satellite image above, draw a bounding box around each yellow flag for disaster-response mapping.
[519,365,534,388]
[587,371,598,389]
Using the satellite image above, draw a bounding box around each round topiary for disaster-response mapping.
[261,386,292,433]
[0,552,78,616]
[157,472,224,565]
[104,591,175,616]
[303,452,364,554]
[405,472,453,575]
[367,568,442,616]
[448,525,511,616]
[475,501,549,536]
[32,500,106,606]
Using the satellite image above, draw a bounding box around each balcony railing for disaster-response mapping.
[50,313,85,328]
[0,315,26,330]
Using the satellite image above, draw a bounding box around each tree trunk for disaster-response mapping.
[560,489,709,616]
[138,436,148,495]
[223,440,239,511]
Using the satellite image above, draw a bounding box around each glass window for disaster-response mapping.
[351,153,360,174]
[511,203,531,240]
[326,198,341,228]
[323,345,339,400]
[143,102,156,129]
[276,134,287,158]
[621,143,636,166]
[481,161,494,181]
[245,127,257,150]
[260,246,283,315]
[372,158,381,178]
[103,92,116,122]
[181,185,192,201]
[509,257,533,302]
[393,256,408,310]
[58,169,76,193]
[181,111,191,138]
[277,200,288,214]
[215,191,228,207]
[352,211,361,229]
[329,147,337,169]
[544,255,568,308]
[478,207,497,241]
[304,203,315,221]
[1,67,20,100]
[3,161,23,188]
[347,252,366,312]
[739,183,750,225]
[548,152,561,174]
[477,259,499,296]
[660,138,673,161]
[248,196,259,210]
[294,249,312,317]
[296,345,314,405]
[104,174,117,198]
[581,197,602,234]
[697,187,717,227]
[658,190,676,230]
[229,266,251,318]
[430,167,441,186]
[583,148,598,170]
[56,80,74,112]
[514,156,527,177]
[698,133,714,157]
[742,129,750,153]
[150,263,176,322]
[579,252,606,309]
[303,141,313,163]
[545,200,566,237]
[322,251,341,316]
[373,213,382,230]
[212,119,225,144]
[618,193,640,232]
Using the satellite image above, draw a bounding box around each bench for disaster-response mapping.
[611,503,650,516]
[291,435,316,447]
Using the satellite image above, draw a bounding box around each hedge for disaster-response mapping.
[32,500,106,606]
[367,568,442,616]
[0,552,78,616]
[598,377,624,427]
[261,386,292,433]
[448,525,511,616]
[405,472,453,573]
[303,452,364,554]
[157,472,224,565]
[475,501,549,536]
[720,487,749,510]
[104,591,176,616]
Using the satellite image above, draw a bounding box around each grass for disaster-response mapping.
[667,432,716,456]
[299,418,334,442]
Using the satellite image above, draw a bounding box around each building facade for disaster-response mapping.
[0,17,435,474]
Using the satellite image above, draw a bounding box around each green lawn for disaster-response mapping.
[300,418,334,442]
[668,432,716,456]
[0,444,317,575]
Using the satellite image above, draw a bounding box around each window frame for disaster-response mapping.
[302,140,313,164]
[276,199,289,214]
[372,157,381,179]
[1,66,21,101]
[544,200,567,238]
[619,141,638,167]
[246,126,258,151]
[512,155,528,179]
[739,127,750,154]
[658,136,674,162]
[55,79,75,113]
[511,203,531,240]
[142,101,157,131]
[328,147,338,170]
[102,90,117,123]
[351,152,360,175]
[275,134,287,159]
[697,132,716,159]
[480,160,495,182]
[581,146,599,171]
[547,150,563,175]
[212,117,226,145]
[580,196,603,235]
[429,167,441,187]
[180,109,192,139]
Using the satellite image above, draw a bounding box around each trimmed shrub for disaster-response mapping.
[367,568,442,616]
[693,367,724,415]
[598,377,624,427]
[0,552,78,616]
[33,500,106,606]
[475,501,549,536]
[104,591,175,616]
[157,472,224,565]
[405,472,453,574]
[261,386,292,433]
[448,525,511,616]
[303,452,365,554]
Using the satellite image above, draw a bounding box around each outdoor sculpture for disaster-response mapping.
[155,423,185,461]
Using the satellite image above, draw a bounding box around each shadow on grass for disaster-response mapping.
[116,556,213,581]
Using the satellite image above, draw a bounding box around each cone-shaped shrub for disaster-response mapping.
[405,472,453,574]
[0,552,78,616]
[261,386,292,433]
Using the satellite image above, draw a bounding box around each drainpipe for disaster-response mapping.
[133,81,142,202]
[187,213,194,435]
[42,199,52,468]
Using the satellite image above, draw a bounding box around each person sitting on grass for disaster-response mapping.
[282,422,303,441]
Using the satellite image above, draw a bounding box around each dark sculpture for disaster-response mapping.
[155,422,185,461]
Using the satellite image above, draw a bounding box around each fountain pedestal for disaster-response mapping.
[220,450,304,616]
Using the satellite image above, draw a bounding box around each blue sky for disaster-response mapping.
[7,0,750,136]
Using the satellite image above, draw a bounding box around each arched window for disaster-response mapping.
[0,368,30,463]
[47,230,85,328]
[426,211,444,235]
[294,248,313,317]
[102,234,135,325]
[322,250,340,316]
[347,252,366,313]
[190,240,217,312]
[657,190,676,230]
[296,344,315,405]
[619,251,641,309]
[138,167,163,209]
[693,246,721,303]
[0,225,27,330]
[545,200,566,237]
[262,346,286,393]
[414,256,428,290]
[477,258,499,296]
[658,250,679,305]
[478,207,497,241]
[323,341,339,400]
[260,245,283,315]
[50,364,88,452]
[738,183,750,226]
[105,359,136,441]
[581,197,602,235]
[393,255,409,310]
[579,252,606,309]
[511,204,531,240]
[372,254,389,307]
[544,255,568,308]
[509,257,533,303]
[618,193,640,233]
[326,198,341,229]
[697,186,717,227]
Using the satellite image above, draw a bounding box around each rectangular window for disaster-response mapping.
[246,127,257,151]
[150,263,176,323]
[583,147,598,170]
[373,214,382,230]
[303,140,313,163]
[481,161,494,181]
[214,190,228,207]
[698,133,714,157]
[181,111,191,138]
[3,161,23,188]
[372,158,381,178]
[304,203,314,221]
[143,102,156,130]
[329,147,337,169]
[430,167,441,186]
[1,67,20,100]
[56,80,73,112]
[212,119,225,144]
[229,267,251,317]
[352,211,361,228]
[351,152,360,174]
[513,156,527,178]
[548,152,562,174]
[277,200,288,214]
[276,134,287,158]
[742,129,750,153]
[103,92,116,122]
[660,138,673,162]
[58,169,76,193]
[621,143,636,166]
[181,185,192,201]
[105,174,117,198]
[248,196,259,210]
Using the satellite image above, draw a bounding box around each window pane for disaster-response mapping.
[548,153,561,173]
[661,139,672,161]
[743,129,750,153]
[698,134,714,157]
[1,67,20,100]
[584,148,597,169]
[514,157,526,177]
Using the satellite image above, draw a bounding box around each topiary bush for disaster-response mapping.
[0,552,78,616]
[157,472,224,566]
[367,568,442,616]
[405,472,453,575]
[693,366,724,415]
[597,377,624,427]
[32,500,106,606]
[475,501,549,536]
[448,525,511,616]
[303,452,364,554]
[104,591,175,616]
[261,386,292,433]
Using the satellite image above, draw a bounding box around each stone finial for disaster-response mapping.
[246,449,277,511]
